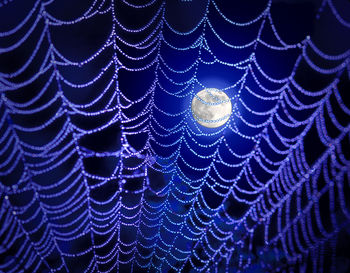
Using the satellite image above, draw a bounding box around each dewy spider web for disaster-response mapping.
[0,0,350,272]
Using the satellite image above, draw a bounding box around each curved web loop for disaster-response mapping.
[0,0,350,272]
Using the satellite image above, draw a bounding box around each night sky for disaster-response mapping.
[1,0,350,272]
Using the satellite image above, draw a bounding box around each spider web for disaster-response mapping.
[0,0,350,272]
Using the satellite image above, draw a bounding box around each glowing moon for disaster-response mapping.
[191,88,232,128]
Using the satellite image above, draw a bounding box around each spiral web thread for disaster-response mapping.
[0,0,350,272]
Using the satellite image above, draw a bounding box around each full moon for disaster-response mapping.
[191,88,232,128]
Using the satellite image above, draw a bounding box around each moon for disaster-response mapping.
[191,88,232,128]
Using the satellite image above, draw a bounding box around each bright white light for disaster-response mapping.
[191,88,232,128]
